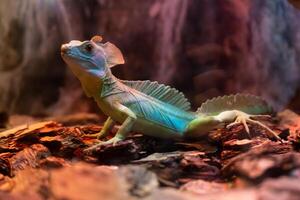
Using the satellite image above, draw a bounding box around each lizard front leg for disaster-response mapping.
[97,117,115,139]
[85,103,137,152]
[84,117,115,139]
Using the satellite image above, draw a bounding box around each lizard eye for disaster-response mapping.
[84,43,93,53]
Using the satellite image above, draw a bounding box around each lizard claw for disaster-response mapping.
[246,118,283,142]
[82,133,99,138]
[226,111,282,142]
[83,136,123,154]
[227,113,251,137]
[82,130,108,139]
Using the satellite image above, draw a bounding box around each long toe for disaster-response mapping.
[226,121,240,129]
[249,114,272,119]
[247,119,282,141]
[84,142,105,154]
[83,133,99,138]
[241,118,250,135]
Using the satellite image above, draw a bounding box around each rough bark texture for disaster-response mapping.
[0,110,298,199]
[0,0,300,115]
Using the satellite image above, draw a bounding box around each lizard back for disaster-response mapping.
[121,80,191,111]
[104,80,196,133]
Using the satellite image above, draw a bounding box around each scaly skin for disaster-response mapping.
[61,36,281,151]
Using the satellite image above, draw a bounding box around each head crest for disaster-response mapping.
[91,35,103,43]
[90,35,125,68]
[102,42,125,67]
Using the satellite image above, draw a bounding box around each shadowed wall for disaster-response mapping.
[0,0,300,116]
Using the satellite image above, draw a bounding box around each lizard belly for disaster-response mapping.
[95,94,195,139]
[132,118,184,139]
[124,98,195,138]
[96,100,186,138]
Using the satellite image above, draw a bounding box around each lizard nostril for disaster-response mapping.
[61,44,69,54]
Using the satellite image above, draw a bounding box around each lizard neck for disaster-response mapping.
[81,69,121,99]
[100,70,125,98]
[77,73,102,98]
[70,63,124,99]
[67,61,103,97]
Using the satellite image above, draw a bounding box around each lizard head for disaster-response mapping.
[61,35,125,78]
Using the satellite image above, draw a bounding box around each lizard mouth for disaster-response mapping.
[61,44,69,56]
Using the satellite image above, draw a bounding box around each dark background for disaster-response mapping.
[1,0,300,116]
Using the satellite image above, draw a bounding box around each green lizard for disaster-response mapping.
[61,35,281,151]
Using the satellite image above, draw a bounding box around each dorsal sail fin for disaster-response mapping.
[196,94,273,116]
[120,80,191,111]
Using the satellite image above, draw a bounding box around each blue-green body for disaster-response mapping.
[98,76,196,138]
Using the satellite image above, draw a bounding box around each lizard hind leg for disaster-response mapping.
[184,116,223,138]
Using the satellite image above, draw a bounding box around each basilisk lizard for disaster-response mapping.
[61,36,281,151]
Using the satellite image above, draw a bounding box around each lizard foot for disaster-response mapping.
[226,111,282,142]
[82,133,99,138]
[84,136,123,153]
[82,130,108,139]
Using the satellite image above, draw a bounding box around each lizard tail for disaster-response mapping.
[195,94,273,116]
